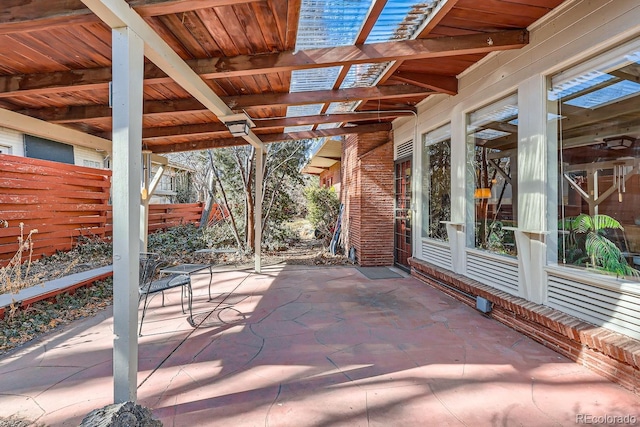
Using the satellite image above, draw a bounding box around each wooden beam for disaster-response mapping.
[377,0,461,85]
[355,0,388,45]
[81,0,265,150]
[134,110,412,141]
[416,0,460,38]
[0,0,257,34]
[22,84,431,123]
[319,0,388,123]
[0,30,528,98]
[225,84,433,109]
[254,110,414,127]
[389,72,458,95]
[150,123,392,153]
[0,107,111,152]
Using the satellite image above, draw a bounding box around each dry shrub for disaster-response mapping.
[0,222,80,319]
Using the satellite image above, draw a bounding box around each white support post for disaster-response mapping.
[444,222,466,274]
[111,26,144,404]
[411,114,420,265]
[140,151,151,252]
[516,74,548,304]
[254,147,264,273]
[450,105,468,274]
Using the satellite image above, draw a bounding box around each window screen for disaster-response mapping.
[24,135,74,164]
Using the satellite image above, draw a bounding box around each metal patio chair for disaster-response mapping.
[138,253,191,336]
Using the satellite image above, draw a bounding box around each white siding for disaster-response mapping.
[401,0,640,335]
[466,250,519,296]
[421,239,452,271]
[0,127,24,156]
[547,268,640,340]
[74,146,106,169]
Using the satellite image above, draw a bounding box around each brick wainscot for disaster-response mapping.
[410,257,640,394]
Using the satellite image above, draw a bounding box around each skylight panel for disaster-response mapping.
[317,123,341,130]
[468,105,518,129]
[548,71,614,101]
[472,129,510,141]
[286,125,315,132]
[290,67,342,93]
[289,0,443,122]
[287,105,325,116]
[345,1,438,89]
[295,0,372,50]
[340,62,391,89]
[327,101,360,114]
[564,80,640,109]
[284,104,326,133]
[365,1,438,44]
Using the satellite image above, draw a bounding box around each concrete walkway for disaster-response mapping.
[1,264,639,426]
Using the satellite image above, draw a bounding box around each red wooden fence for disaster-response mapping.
[0,154,203,265]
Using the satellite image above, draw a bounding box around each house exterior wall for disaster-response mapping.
[320,161,341,194]
[74,145,107,168]
[0,127,192,204]
[0,127,24,156]
[0,127,105,166]
[396,0,640,393]
[342,131,394,266]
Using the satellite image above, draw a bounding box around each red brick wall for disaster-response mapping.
[409,257,640,395]
[342,131,394,266]
[342,134,360,260]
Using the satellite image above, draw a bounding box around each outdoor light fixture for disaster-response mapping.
[220,113,255,137]
[604,135,636,150]
[474,188,491,199]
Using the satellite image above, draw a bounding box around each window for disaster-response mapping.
[24,135,74,164]
[83,159,102,168]
[466,94,519,256]
[549,38,640,280]
[422,124,451,240]
[0,145,10,154]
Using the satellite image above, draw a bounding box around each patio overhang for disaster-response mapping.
[0,0,568,408]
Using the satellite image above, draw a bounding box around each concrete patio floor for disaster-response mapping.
[1,264,639,426]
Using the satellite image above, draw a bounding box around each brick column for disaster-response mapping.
[342,131,394,266]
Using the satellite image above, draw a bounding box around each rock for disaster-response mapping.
[79,402,162,427]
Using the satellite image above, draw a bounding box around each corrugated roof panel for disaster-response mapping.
[290,1,442,120]
[295,0,372,50]
[365,1,438,44]
[290,66,342,93]
[327,101,360,114]
[340,62,391,89]
[565,80,640,109]
[284,104,326,132]
[317,123,341,129]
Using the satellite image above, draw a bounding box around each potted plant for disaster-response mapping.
[562,213,640,278]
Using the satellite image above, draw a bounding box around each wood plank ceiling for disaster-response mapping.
[0,0,566,153]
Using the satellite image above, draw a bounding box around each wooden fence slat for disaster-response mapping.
[0,178,109,192]
[0,225,107,244]
[0,154,203,265]
[0,154,112,177]
[1,203,110,212]
[0,171,109,188]
[0,188,110,200]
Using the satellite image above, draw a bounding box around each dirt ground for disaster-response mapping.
[12,221,350,289]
